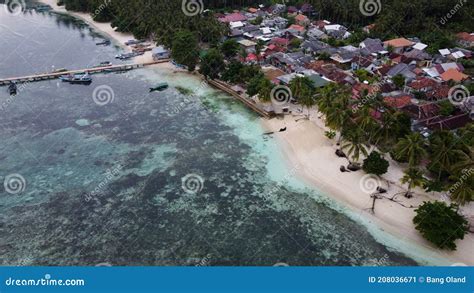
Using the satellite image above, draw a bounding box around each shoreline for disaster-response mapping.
[262,115,474,265]
[39,0,474,265]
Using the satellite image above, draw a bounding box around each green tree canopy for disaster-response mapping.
[394,133,427,167]
[363,151,389,176]
[221,39,240,58]
[413,201,469,250]
[199,49,225,79]
[171,30,199,72]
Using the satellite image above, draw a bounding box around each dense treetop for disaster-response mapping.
[61,0,473,44]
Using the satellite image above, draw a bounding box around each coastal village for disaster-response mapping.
[151,2,474,253]
[2,0,473,264]
[170,3,473,134]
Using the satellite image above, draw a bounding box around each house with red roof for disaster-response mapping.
[270,37,290,51]
[383,38,414,54]
[456,32,474,48]
[440,68,469,82]
[295,14,310,27]
[408,77,439,92]
[402,102,470,130]
[352,82,380,100]
[384,94,413,109]
[218,12,247,23]
[288,24,306,35]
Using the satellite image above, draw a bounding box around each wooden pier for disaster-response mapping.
[0,60,169,86]
[207,79,272,119]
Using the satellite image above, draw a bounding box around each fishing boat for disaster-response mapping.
[93,61,112,68]
[8,83,17,95]
[149,83,169,92]
[115,52,144,60]
[125,39,145,46]
[59,72,92,85]
[171,60,186,69]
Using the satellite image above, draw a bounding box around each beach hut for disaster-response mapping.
[152,46,170,61]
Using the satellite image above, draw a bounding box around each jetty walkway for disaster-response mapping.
[0,60,169,86]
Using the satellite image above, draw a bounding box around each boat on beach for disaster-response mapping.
[125,39,145,46]
[171,60,187,69]
[115,52,144,60]
[149,83,169,92]
[59,72,92,85]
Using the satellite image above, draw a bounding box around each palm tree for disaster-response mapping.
[394,133,427,167]
[448,173,474,205]
[452,148,474,174]
[429,131,462,179]
[289,76,315,118]
[326,108,353,145]
[400,168,426,198]
[356,105,377,141]
[341,128,369,163]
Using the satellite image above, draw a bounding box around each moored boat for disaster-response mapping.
[115,52,144,60]
[8,83,17,95]
[60,72,92,85]
[149,83,169,92]
[93,61,113,68]
[96,40,111,46]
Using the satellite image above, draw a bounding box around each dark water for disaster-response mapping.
[0,6,419,266]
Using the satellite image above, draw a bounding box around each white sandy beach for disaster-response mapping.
[262,112,474,265]
[40,0,474,265]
